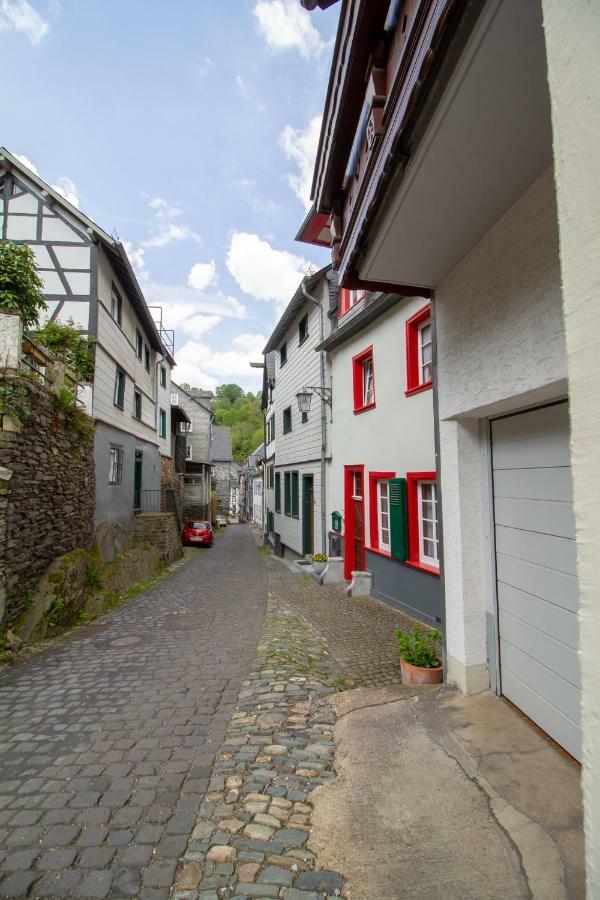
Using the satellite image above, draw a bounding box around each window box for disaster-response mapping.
[406,472,440,574]
[406,303,433,395]
[352,346,376,413]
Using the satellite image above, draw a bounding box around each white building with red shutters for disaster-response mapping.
[317,286,442,627]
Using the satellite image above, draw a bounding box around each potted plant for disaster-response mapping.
[312,553,328,575]
[394,626,443,685]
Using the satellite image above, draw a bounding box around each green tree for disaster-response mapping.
[212,383,264,461]
[216,383,244,405]
[35,319,96,382]
[0,241,46,327]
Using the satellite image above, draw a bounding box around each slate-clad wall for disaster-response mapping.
[366,550,442,627]
[0,374,95,627]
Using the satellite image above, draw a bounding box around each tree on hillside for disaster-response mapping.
[212,384,263,461]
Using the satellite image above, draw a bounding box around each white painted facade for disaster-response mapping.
[328,298,436,527]
[541,0,600,885]
[266,274,331,557]
[436,167,568,693]
[252,477,264,528]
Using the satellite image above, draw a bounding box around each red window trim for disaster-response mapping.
[405,302,433,396]
[339,287,366,319]
[406,471,440,576]
[343,465,365,581]
[368,471,395,550]
[366,545,392,560]
[352,345,376,414]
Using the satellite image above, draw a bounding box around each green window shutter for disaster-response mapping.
[291,472,299,517]
[284,472,291,515]
[389,477,408,561]
[275,473,281,512]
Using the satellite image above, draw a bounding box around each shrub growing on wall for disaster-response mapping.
[0,241,46,327]
[35,319,95,383]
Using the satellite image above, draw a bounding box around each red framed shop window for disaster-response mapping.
[405,303,433,396]
[339,287,366,319]
[406,471,440,575]
[368,471,395,556]
[352,345,376,414]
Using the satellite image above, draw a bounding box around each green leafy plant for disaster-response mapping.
[312,553,328,563]
[53,385,95,440]
[86,562,102,588]
[0,241,46,327]
[394,626,441,669]
[0,380,30,424]
[35,319,95,382]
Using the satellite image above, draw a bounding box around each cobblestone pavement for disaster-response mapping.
[0,527,266,899]
[172,585,346,900]
[267,557,415,688]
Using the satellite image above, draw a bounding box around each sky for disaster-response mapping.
[1,0,339,392]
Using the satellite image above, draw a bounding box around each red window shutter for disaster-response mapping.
[352,354,362,410]
[339,288,350,318]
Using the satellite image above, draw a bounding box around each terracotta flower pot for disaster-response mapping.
[400,658,443,685]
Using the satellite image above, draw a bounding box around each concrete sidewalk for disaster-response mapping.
[309,685,583,900]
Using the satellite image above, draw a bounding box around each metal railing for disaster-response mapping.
[141,489,161,513]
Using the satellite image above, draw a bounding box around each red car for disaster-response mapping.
[182,520,213,547]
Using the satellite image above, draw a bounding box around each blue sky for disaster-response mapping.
[1,0,338,392]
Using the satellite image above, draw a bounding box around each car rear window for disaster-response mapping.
[190,522,210,529]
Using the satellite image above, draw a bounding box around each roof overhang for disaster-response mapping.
[344,0,554,288]
[295,205,332,248]
[263,265,331,353]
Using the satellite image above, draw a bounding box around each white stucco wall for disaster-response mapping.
[436,166,568,692]
[541,0,600,889]
[329,298,436,541]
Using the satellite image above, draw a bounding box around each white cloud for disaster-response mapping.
[280,115,321,209]
[184,314,222,338]
[51,175,79,208]
[14,152,38,174]
[141,195,202,249]
[253,0,327,60]
[0,0,49,46]
[143,282,247,327]
[123,240,148,280]
[187,260,217,291]
[175,334,266,390]
[196,56,214,79]
[235,74,250,99]
[149,196,182,219]
[226,231,313,305]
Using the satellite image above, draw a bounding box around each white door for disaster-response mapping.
[491,402,580,760]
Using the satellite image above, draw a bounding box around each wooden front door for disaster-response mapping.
[344,466,365,579]
[134,450,143,511]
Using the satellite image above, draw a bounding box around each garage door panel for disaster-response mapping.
[500,669,582,761]
[495,524,577,575]
[497,581,579,647]
[493,497,575,539]
[493,467,573,502]
[500,640,581,727]
[491,403,570,445]
[496,554,578,612]
[499,609,580,686]
[492,402,579,760]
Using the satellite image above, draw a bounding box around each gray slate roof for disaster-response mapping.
[211,425,233,462]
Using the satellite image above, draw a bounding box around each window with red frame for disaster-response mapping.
[406,472,440,573]
[352,346,375,413]
[368,471,395,554]
[339,287,366,318]
[405,303,433,395]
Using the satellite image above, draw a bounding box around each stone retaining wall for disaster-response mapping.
[132,511,182,562]
[0,372,95,628]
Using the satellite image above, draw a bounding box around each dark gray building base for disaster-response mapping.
[366,550,443,628]
[94,422,161,528]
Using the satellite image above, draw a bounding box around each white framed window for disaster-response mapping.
[179,421,192,434]
[108,446,124,484]
[362,357,374,406]
[170,392,179,405]
[185,444,192,461]
[418,320,432,385]
[352,470,363,500]
[418,480,439,567]
[377,480,391,552]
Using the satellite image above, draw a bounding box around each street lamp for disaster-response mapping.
[296,386,332,413]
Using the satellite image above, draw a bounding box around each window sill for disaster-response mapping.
[405,381,433,397]
[114,402,124,410]
[405,559,440,577]
[283,429,292,435]
[366,546,392,559]
[353,401,376,415]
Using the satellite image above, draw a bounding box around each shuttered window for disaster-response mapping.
[275,473,281,512]
[388,477,408,561]
[406,472,440,573]
[291,471,299,518]
[284,472,291,515]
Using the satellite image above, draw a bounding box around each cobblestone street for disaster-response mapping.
[0,527,413,898]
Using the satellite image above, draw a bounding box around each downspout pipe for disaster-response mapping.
[301,280,328,556]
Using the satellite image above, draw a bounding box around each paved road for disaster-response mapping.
[0,526,266,899]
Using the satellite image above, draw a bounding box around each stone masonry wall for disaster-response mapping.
[213,462,234,514]
[132,512,182,562]
[0,372,95,627]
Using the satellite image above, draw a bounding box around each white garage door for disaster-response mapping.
[491,402,580,760]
